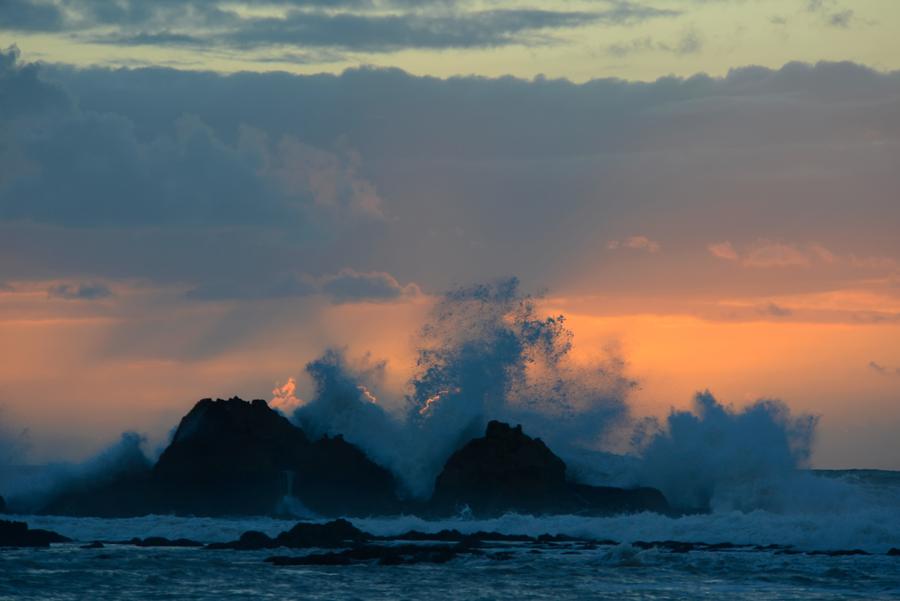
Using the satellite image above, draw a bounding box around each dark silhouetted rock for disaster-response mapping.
[431,421,565,516]
[430,420,670,517]
[153,397,311,516]
[888,548,900,556]
[207,530,275,550]
[391,529,532,543]
[128,536,204,548]
[209,518,368,550]
[152,397,400,517]
[807,549,870,557]
[81,541,104,549]
[294,434,400,516]
[38,397,401,518]
[0,520,70,548]
[273,518,368,548]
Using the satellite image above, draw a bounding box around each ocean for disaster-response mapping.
[2,470,899,600]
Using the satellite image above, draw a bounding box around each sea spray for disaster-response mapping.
[292,278,634,498]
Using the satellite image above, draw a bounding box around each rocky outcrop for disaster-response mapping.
[38,397,401,518]
[0,520,70,548]
[208,518,368,550]
[430,420,669,516]
[153,397,311,516]
[36,399,669,519]
[153,397,400,516]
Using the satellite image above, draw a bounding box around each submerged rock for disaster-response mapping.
[0,520,70,548]
[209,518,369,550]
[430,420,669,516]
[128,537,204,548]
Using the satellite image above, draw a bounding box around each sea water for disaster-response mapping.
[2,470,899,600]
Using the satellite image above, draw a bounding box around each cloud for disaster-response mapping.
[1,1,678,53]
[0,48,384,229]
[185,269,420,304]
[607,235,661,253]
[708,240,895,272]
[743,240,811,268]
[2,50,899,303]
[608,28,703,57]
[47,282,113,300]
[868,361,900,376]
[708,242,739,261]
[0,0,64,31]
[758,302,792,317]
[806,0,856,29]
[321,269,420,303]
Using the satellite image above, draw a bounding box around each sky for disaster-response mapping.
[1,0,899,469]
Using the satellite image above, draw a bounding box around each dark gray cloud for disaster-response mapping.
[0,0,64,31]
[186,269,418,303]
[1,1,677,52]
[47,281,113,300]
[2,48,899,301]
[321,268,417,303]
[219,9,603,52]
[0,47,383,229]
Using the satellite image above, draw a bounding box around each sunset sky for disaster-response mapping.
[1,0,899,469]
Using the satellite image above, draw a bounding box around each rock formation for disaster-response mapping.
[36,400,670,519]
[153,397,400,516]
[430,420,669,516]
[0,520,70,548]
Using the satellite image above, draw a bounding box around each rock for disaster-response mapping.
[81,541,105,549]
[210,518,368,550]
[274,518,368,548]
[807,549,870,557]
[153,397,401,517]
[207,530,274,550]
[128,537,204,548]
[888,548,900,556]
[153,397,311,516]
[430,421,567,516]
[0,520,71,548]
[390,529,532,543]
[294,434,400,516]
[569,483,670,516]
[430,420,670,516]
